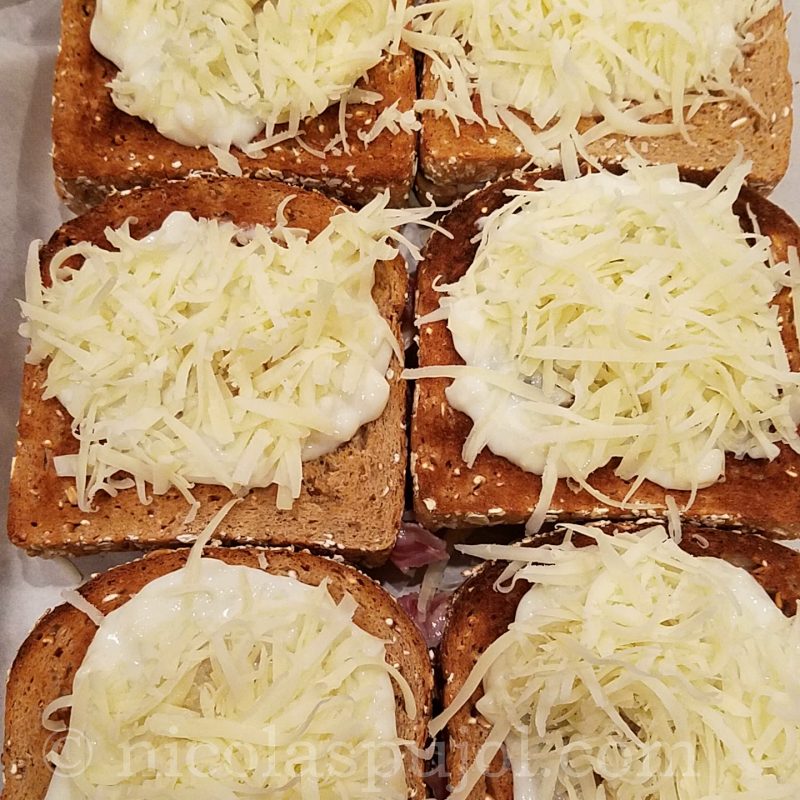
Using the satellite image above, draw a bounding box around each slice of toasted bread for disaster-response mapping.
[417,5,792,204]
[410,169,800,535]
[440,525,800,800]
[1,547,434,800]
[8,177,408,565]
[52,0,417,213]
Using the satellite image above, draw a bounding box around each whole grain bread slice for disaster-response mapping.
[8,177,408,565]
[1,547,434,800]
[440,525,800,800]
[417,5,792,204]
[410,169,800,536]
[52,0,417,212]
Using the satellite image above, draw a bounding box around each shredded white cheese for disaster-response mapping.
[44,558,410,799]
[59,589,105,627]
[408,160,800,528]
[90,0,405,153]
[417,556,448,616]
[20,193,428,513]
[407,0,776,165]
[437,526,800,800]
[357,101,422,147]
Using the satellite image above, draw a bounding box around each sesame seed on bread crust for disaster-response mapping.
[52,0,417,213]
[2,547,434,800]
[8,178,408,566]
[410,168,800,536]
[416,5,792,205]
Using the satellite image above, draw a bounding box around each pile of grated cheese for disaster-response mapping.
[433,525,800,800]
[410,159,800,530]
[19,193,424,516]
[44,536,412,799]
[90,0,408,155]
[407,0,777,172]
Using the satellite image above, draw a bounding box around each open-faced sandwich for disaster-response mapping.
[2,523,433,799]
[9,177,427,564]
[52,0,418,211]
[437,522,800,799]
[408,0,792,202]
[409,158,800,536]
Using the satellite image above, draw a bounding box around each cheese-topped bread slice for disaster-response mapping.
[409,0,792,203]
[409,162,800,535]
[9,178,412,565]
[2,546,433,799]
[438,524,800,800]
[53,0,418,212]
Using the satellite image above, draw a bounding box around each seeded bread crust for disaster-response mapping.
[440,525,800,800]
[1,547,434,800]
[411,169,800,535]
[52,0,417,212]
[8,178,408,565]
[417,6,792,205]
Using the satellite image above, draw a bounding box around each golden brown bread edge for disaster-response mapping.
[1,547,434,800]
[8,177,408,566]
[411,168,800,535]
[440,525,800,800]
[417,5,792,204]
[52,0,417,213]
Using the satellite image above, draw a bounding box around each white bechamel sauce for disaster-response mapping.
[303,342,392,460]
[90,4,262,148]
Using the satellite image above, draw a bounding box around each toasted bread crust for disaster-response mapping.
[52,0,417,212]
[417,6,792,204]
[1,548,433,800]
[411,169,800,534]
[440,526,800,800]
[8,178,408,565]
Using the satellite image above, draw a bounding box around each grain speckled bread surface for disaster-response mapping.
[440,525,800,800]
[417,5,792,204]
[8,178,408,566]
[411,169,800,535]
[52,0,417,212]
[1,547,434,800]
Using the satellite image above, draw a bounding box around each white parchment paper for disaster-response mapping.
[0,0,799,750]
